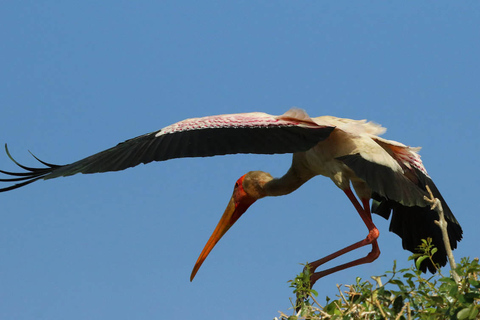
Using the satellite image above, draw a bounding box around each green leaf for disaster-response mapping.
[429,295,444,304]
[469,307,479,319]
[458,307,472,320]
[468,278,480,288]
[440,276,457,285]
[403,272,416,279]
[408,254,421,261]
[416,256,428,270]
[406,278,415,288]
[464,292,480,304]
[390,279,404,286]
[393,295,404,313]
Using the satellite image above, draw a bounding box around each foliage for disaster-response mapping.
[277,239,480,320]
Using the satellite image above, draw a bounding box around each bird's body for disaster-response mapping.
[0,108,462,284]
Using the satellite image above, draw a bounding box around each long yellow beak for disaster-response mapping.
[190,177,256,281]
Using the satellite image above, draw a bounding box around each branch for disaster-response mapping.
[424,185,460,283]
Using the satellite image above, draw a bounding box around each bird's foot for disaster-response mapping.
[423,185,442,213]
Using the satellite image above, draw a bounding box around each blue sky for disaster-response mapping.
[1,2,479,319]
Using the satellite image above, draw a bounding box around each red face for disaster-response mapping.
[190,174,257,281]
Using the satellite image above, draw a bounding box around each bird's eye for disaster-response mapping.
[235,181,239,188]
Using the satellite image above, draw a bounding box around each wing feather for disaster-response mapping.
[371,170,462,272]
[337,154,428,207]
[339,153,462,272]
[1,110,335,191]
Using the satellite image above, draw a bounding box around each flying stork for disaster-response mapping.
[0,108,462,286]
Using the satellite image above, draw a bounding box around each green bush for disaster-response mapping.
[278,240,480,320]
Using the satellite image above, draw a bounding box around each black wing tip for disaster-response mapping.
[372,194,462,274]
[0,145,61,192]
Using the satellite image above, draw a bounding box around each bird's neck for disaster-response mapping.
[264,166,313,197]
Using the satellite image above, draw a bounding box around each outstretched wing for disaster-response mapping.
[1,109,335,192]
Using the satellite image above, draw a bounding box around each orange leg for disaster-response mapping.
[306,188,380,287]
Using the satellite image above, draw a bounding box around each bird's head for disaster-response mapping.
[190,171,272,281]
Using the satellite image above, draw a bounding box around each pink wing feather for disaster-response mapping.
[158,109,320,136]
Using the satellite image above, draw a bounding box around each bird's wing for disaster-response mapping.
[312,115,386,136]
[334,132,431,207]
[337,135,462,272]
[0,109,334,191]
[372,136,428,177]
[369,138,462,273]
[337,153,429,207]
[313,114,429,206]
[369,136,459,224]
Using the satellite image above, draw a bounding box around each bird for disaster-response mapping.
[0,108,462,286]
